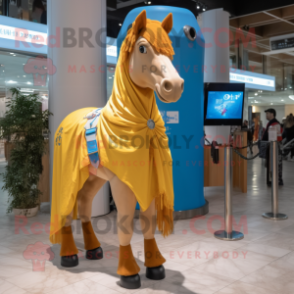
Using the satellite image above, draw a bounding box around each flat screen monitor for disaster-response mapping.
[204,83,245,126]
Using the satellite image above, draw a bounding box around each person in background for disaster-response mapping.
[282,113,294,161]
[241,120,254,154]
[281,117,286,131]
[258,120,264,141]
[40,8,47,24]
[242,120,248,129]
[262,108,283,186]
[30,0,45,23]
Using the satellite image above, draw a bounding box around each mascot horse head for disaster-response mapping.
[120,10,184,103]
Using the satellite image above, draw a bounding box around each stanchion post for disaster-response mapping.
[214,146,244,241]
[263,141,287,220]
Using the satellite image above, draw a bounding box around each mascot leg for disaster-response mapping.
[109,175,141,289]
[140,198,166,280]
[77,174,106,260]
[60,211,79,267]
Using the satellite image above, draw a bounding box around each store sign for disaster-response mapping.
[0,15,47,54]
[270,33,294,51]
[0,24,47,46]
[230,69,275,91]
[0,16,117,63]
[106,45,117,57]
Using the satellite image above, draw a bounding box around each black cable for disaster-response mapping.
[233,148,261,160]
[205,138,211,145]
[234,141,260,149]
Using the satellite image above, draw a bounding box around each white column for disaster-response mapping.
[201,8,230,83]
[48,0,109,216]
[200,8,231,144]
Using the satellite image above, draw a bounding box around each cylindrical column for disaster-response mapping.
[214,146,244,241]
[201,8,230,83]
[47,0,109,215]
[224,146,233,238]
[263,141,287,220]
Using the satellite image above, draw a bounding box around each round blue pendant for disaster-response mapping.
[147,119,155,130]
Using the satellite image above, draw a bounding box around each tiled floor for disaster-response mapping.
[0,152,293,294]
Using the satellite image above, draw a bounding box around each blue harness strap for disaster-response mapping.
[84,108,102,169]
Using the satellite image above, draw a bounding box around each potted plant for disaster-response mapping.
[0,88,52,217]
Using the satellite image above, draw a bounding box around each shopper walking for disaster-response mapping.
[282,113,294,161]
[262,108,283,186]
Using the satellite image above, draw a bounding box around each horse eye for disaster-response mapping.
[139,45,147,54]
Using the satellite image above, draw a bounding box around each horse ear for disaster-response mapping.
[132,10,147,35]
[161,13,173,34]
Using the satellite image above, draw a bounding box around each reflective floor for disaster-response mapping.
[0,151,293,294]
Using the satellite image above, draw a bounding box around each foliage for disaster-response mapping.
[0,88,52,213]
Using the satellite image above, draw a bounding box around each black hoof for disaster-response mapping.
[86,247,103,260]
[120,274,141,289]
[146,265,165,280]
[61,254,79,267]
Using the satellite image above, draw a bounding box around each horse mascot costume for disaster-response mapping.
[49,10,184,289]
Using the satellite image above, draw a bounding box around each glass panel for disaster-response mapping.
[241,36,294,127]
[0,50,48,113]
[0,62,5,118]
[8,0,47,24]
[0,62,5,161]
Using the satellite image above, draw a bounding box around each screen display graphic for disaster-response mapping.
[206,91,244,120]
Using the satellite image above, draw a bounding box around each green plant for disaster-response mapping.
[0,88,52,213]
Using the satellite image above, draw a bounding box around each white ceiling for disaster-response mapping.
[248,89,294,106]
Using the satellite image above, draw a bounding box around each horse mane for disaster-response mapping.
[120,19,175,62]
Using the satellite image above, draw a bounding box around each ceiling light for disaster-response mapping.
[197,5,200,9]
[7,80,17,84]
[255,93,258,96]
[271,103,273,105]
[281,100,284,101]
[27,82,32,85]
[118,23,122,26]
[203,7,206,11]
[289,95,294,100]
[10,53,14,55]
[248,97,254,99]
[23,75,26,78]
